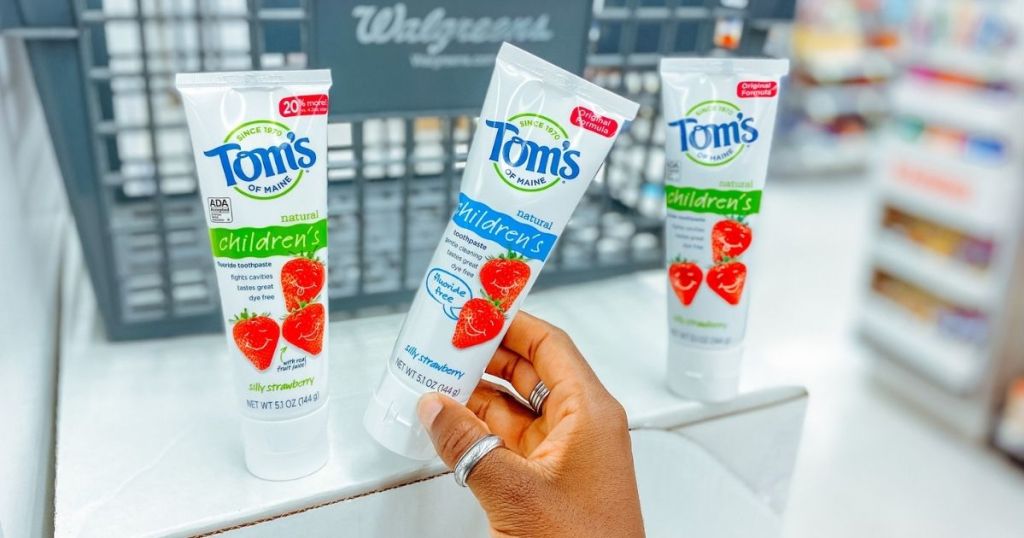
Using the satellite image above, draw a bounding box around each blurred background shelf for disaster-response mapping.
[861,296,984,395]
[903,45,1024,85]
[770,0,897,177]
[861,0,1024,451]
[872,231,992,311]
[891,78,1022,138]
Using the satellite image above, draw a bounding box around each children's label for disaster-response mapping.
[452,193,558,262]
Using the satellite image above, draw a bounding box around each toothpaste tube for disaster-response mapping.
[364,43,638,459]
[176,70,332,479]
[659,58,788,402]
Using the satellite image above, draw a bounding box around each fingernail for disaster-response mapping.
[417,393,443,429]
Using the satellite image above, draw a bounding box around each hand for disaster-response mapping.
[417,311,645,538]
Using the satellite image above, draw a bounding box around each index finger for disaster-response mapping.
[500,311,601,389]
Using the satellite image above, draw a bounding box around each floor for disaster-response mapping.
[753,177,1024,538]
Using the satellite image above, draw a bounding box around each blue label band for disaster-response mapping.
[452,193,557,261]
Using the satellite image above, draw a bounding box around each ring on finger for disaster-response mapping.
[453,434,505,487]
[528,380,550,414]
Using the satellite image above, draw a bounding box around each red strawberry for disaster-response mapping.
[706,258,747,305]
[452,296,505,349]
[282,302,325,355]
[668,258,702,306]
[711,218,752,263]
[231,309,279,371]
[480,251,531,311]
[281,253,325,311]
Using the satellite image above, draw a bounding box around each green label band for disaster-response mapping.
[665,186,762,216]
[209,219,327,259]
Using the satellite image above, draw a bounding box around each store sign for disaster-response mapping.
[311,1,592,116]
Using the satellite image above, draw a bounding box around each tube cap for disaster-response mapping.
[667,345,744,403]
[363,371,437,460]
[240,401,330,481]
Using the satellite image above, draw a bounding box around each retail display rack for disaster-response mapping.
[2,0,796,339]
[859,0,1024,443]
[771,0,899,177]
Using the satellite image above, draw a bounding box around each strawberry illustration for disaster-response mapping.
[231,309,280,371]
[281,253,325,311]
[282,301,325,355]
[480,251,531,311]
[711,218,752,263]
[452,296,505,349]
[706,258,747,306]
[668,258,703,306]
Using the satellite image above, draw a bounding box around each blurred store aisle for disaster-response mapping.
[752,177,1024,538]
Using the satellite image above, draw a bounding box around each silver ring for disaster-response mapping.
[528,380,550,414]
[453,434,504,487]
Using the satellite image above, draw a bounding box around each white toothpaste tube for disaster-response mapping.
[364,43,638,459]
[659,58,788,402]
[177,70,332,479]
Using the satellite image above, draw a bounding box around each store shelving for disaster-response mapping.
[878,137,1018,237]
[872,231,992,310]
[861,0,1024,444]
[771,0,899,177]
[890,77,1020,138]
[861,296,983,394]
[905,45,1024,85]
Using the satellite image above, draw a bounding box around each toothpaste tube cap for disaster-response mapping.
[364,371,437,460]
[240,400,330,481]
[667,345,743,403]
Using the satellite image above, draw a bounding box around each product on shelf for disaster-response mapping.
[892,115,1008,166]
[177,70,333,481]
[905,66,1013,94]
[881,206,995,270]
[659,57,789,402]
[871,271,989,346]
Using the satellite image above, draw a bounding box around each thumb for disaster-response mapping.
[417,391,497,468]
[417,393,546,531]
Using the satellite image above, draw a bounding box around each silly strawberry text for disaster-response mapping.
[395,345,465,398]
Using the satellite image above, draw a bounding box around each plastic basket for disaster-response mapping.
[11,0,793,339]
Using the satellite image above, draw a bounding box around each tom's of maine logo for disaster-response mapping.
[667,100,759,167]
[484,113,581,193]
[204,120,316,200]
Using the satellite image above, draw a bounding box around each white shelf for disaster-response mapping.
[877,136,1020,237]
[891,77,1023,139]
[860,296,985,395]
[872,231,993,311]
[54,266,805,537]
[799,84,889,118]
[903,44,1024,85]
[772,135,871,176]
